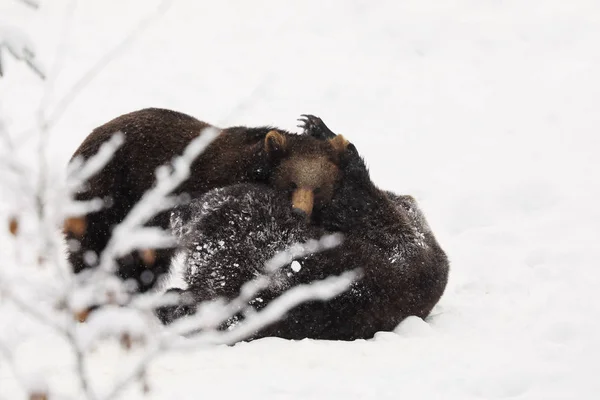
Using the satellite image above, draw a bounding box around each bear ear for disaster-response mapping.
[329,134,350,155]
[264,130,287,156]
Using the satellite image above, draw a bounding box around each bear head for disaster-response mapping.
[263,130,352,219]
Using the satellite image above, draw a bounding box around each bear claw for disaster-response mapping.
[298,114,337,140]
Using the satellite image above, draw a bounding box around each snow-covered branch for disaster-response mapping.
[67,133,124,191]
[181,271,357,347]
[166,233,345,335]
[0,340,25,393]
[101,251,356,400]
[64,132,125,218]
[0,2,358,399]
[0,23,45,79]
[97,127,219,274]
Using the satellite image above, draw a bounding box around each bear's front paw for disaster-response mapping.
[297,114,337,140]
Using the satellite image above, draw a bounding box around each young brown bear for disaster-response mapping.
[158,116,448,340]
[68,108,349,291]
[159,180,449,340]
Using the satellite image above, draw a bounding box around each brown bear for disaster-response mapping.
[158,115,449,340]
[67,108,350,292]
[159,181,448,340]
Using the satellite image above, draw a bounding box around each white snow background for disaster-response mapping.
[1,0,600,398]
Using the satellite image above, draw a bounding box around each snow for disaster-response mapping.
[290,260,301,273]
[1,0,600,399]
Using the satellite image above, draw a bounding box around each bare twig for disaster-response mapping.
[100,343,160,400]
[43,0,174,130]
[15,0,40,10]
[37,0,79,121]
[0,25,46,79]
[22,52,45,78]
[0,116,36,200]
[0,340,26,392]
[66,330,97,400]
[1,286,99,399]
[3,288,68,335]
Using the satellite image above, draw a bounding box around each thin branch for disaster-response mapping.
[43,0,174,130]
[103,270,356,399]
[0,118,33,198]
[22,54,46,79]
[65,330,97,400]
[3,290,97,400]
[168,234,344,335]
[98,127,218,273]
[15,0,40,10]
[0,340,26,392]
[66,132,125,191]
[99,235,352,399]
[3,289,68,335]
[37,0,79,120]
[33,0,77,269]
[100,344,161,400]
[180,271,358,346]
[3,276,102,400]
[1,27,46,79]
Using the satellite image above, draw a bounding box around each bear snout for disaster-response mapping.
[292,188,314,218]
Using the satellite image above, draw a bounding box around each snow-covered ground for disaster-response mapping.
[2,0,600,398]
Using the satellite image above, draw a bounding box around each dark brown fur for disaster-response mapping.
[160,180,449,340]
[264,171,449,340]
[67,108,343,291]
[159,115,448,339]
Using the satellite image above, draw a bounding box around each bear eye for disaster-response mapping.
[313,187,322,195]
[290,182,298,190]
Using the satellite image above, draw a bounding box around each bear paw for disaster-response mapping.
[297,114,337,139]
